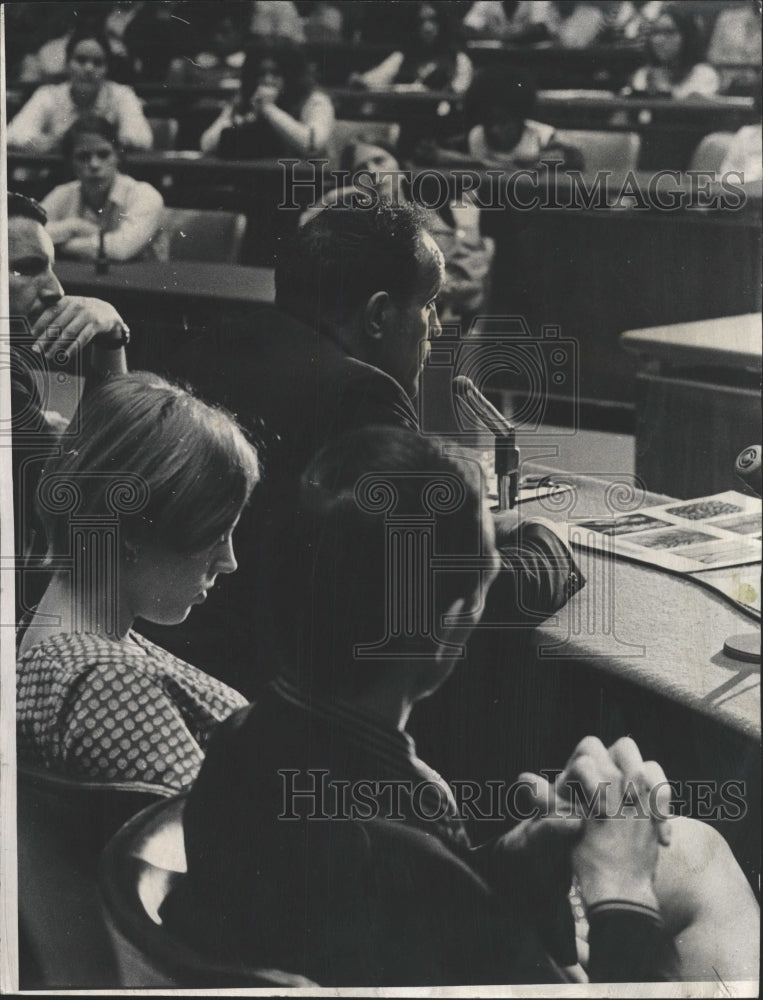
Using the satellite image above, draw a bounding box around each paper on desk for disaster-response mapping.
[574,490,761,574]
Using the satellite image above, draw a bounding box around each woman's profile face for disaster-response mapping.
[71,132,119,195]
[351,142,401,199]
[124,517,240,626]
[649,15,683,64]
[68,39,108,88]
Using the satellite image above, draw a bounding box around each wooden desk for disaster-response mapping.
[55,261,275,307]
[621,315,762,497]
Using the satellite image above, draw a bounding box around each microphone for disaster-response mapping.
[453,376,519,510]
[734,445,762,498]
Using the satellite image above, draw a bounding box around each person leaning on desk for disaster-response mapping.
[41,114,167,263]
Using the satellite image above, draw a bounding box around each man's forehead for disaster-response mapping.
[8,217,54,261]
[419,231,446,287]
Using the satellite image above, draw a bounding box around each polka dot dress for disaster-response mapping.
[17,632,247,792]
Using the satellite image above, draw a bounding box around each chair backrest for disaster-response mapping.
[326,118,402,172]
[689,131,735,173]
[555,129,642,172]
[162,208,248,263]
[99,797,318,988]
[17,762,171,989]
[147,117,179,151]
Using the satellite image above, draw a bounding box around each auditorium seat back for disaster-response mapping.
[17,762,171,989]
[162,208,247,263]
[689,132,735,173]
[555,129,641,172]
[98,797,318,988]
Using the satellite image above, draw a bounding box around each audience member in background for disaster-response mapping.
[200,43,335,158]
[166,10,247,90]
[17,373,259,793]
[302,1,345,43]
[42,115,167,263]
[720,81,763,183]
[8,28,152,153]
[554,1,663,48]
[419,67,583,169]
[707,0,762,95]
[163,425,759,986]
[302,138,495,323]
[463,0,559,43]
[249,0,306,43]
[350,2,473,94]
[8,191,131,620]
[624,8,719,100]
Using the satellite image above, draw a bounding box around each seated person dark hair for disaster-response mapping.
[417,66,583,170]
[161,425,759,986]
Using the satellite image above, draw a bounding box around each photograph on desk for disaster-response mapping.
[1,1,761,996]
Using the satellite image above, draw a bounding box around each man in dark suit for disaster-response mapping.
[148,200,580,716]
[162,427,758,986]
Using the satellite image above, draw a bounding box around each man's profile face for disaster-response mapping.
[7,217,64,323]
[382,231,445,398]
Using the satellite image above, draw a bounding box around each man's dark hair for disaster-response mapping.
[287,426,486,695]
[61,113,120,159]
[275,200,431,329]
[464,67,538,127]
[8,192,47,225]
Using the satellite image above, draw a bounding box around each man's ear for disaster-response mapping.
[363,290,391,341]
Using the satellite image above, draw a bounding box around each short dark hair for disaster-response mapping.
[290,426,487,694]
[61,113,120,159]
[37,372,260,558]
[65,28,111,68]
[464,67,538,127]
[275,200,432,328]
[8,192,47,225]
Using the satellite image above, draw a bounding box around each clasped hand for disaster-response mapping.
[31,296,125,362]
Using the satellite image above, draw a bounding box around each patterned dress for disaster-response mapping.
[17,631,247,792]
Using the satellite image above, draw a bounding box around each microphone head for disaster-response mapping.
[735,445,762,498]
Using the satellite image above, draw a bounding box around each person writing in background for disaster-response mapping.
[17,373,259,793]
[200,43,334,159]
[350,2,473,95]
[7,28,152,153]
[42,114,167,263]
[624,8,720,100]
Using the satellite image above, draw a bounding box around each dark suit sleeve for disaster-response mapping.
[487,520,585,627]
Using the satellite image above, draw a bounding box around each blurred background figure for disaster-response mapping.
[42,114,167,262]
[720,80,763,183]
[200,42,335,158]
[463,0,559,43]
[625,7,719,99]
[418,67,583,169]
[8,27,153,153]
[249,0,305,43]
[166,8,248,89]
[707,0,762,96]
[302,1,345,44]
[351,2,473,94]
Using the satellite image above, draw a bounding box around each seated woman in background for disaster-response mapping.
[7,28,152,154]
[418,67,583,170]
[42,114,167,262]
[303,137,494,323]
[17,373,259,792]
[200,43,335,158]
[350,2,473,95]
[624,8,719,100]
